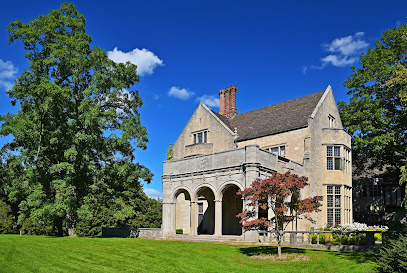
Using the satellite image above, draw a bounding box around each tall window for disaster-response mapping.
[327,185,341,225]
[328,115,335,128]
[344,147,351,172]
[193,130,208,144]
[327,146,341,170]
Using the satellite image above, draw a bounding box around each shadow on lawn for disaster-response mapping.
[332,251,376,264]
[239,246,306,256]
[240,245,377,264]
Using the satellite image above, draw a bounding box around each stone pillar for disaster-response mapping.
[243,145,260,242]
[190,201,197,236]
[214,200,222,236]
[162,202,173,237]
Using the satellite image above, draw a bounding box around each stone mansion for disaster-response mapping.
[162,85,352,241]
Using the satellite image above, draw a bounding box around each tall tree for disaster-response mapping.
[338,24,407,179]
[0,3,154,236]
[237,171,323,257]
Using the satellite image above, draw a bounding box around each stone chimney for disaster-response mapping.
[219,85,238,118]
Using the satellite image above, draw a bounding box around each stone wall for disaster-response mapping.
[308,86,352,228]
[237,127,309,165]
[138,228,162,239]
[172,103,235,160]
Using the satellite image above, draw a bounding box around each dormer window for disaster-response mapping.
[267,145,286,157]
[193,130,208,144]
[328,115,335,128]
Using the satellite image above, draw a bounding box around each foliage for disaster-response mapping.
[310,232,366,245]
[0,3,154,236]
[166,144,174,161]
[376,235,407,273]
[0,200,15,234]
[237,171,323,256]
[338,24,407,179]
[0,235,377,272]
[321,222,388,232]
[76,192,162,237]
[176,229,183,234]
[401,166,407,208]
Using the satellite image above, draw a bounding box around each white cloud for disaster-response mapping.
[168,86,194,100]
[302,65,308,74]
[144,188,162,199]
[324,33,368,56]
[196,95,220,108]
[305,33,369,71]
[107,47,163,76]
[0,59,18,91]
[320,55,358,68]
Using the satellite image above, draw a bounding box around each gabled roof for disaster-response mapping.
[212,90,326,142]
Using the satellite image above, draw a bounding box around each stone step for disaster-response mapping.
[166,234,243,243]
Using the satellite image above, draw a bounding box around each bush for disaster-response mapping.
[20,217,54,236]
[176,229,183,234]
[310,232,366,245]
[310,233,326,244]
[376,235,407,272]
[0,200,16,234]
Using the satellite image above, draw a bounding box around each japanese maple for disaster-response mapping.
[237,171,323,256]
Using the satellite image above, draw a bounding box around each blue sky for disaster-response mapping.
[0,0,405,199]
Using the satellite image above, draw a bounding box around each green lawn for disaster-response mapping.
[0,235,376,273]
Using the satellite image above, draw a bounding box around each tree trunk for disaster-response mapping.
[56,217,64,237]
[66,212,77,236]
[277,237,282,257]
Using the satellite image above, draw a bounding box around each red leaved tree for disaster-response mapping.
[237,171,323,257]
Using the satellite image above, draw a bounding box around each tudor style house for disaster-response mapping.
[162,85,352,241]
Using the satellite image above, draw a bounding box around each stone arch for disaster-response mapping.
[221,183,243,235]
[218,180,244,199]
[171,186,192,203]
[194,185,216,235]
[172,187,192,235]
[192,183,218,202]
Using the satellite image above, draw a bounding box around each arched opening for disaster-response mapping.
[196,187,215,235]
[175,189,191,234]
[222,185,243,235]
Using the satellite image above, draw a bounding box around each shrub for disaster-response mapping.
[20,217,54,236]
[376,235,407,272]
[176,229,183,234]
[0,200,16,234]
[310,232,367,245]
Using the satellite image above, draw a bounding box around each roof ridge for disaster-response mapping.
[236,90,325,117]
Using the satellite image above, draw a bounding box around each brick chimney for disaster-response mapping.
[219,85,238,118]
[219,88,226,115]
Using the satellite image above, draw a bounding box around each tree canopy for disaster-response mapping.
[237,171,323,257]
[338,24,407,180]
[0,3,160,236]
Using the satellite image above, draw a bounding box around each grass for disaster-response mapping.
[0,235,377,273]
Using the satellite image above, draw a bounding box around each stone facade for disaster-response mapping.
[162,85,352,241]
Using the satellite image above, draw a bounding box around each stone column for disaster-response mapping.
[171,202,176,235]
[162,202,172,237]
[190,201,197,236]
[214,200,222,236]
[243,145,261,242]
